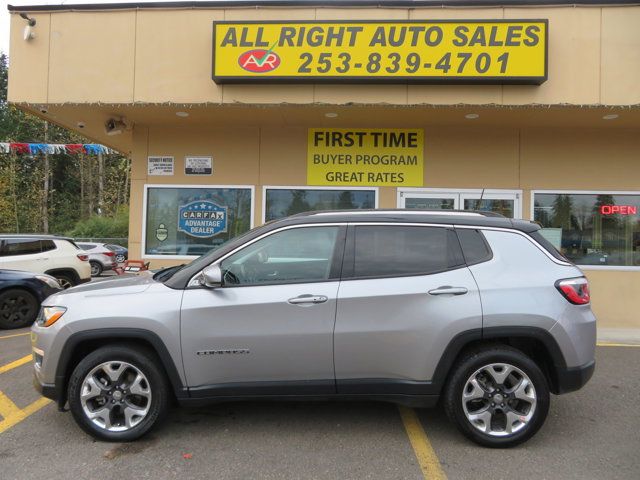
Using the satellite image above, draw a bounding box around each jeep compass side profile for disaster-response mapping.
[31,210,595,447]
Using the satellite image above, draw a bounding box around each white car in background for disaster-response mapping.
[0,235,91,288]
[76,242,118,276]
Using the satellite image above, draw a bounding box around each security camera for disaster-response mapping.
[23,25,36,41]
[77,121,86,129]
[105,118,125,136]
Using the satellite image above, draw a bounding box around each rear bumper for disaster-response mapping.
[553,360,595,394]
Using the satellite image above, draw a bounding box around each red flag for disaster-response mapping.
[10,143,30,154]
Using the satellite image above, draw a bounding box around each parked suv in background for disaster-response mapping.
[0,235,91,288]
[31,211,596,447]
[77,243,118,276]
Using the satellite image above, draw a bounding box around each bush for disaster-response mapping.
[67,207,128,238]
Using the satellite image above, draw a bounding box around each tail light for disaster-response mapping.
[104,251,115,257]
[77,253,89,261]
[555,277,590,305]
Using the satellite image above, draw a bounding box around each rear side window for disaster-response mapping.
[353,226,464,278]
[456,229,493,265]
[529,230,570,263]
[0,239,42,256]
[41,240,56,252]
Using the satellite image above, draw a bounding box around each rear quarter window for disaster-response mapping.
[528,230,570,263]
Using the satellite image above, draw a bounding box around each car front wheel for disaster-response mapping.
[68,345,169,441]
[0,289,39,329]
[444,346,550,448]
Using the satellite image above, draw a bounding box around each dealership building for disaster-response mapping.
[7,0,640,333]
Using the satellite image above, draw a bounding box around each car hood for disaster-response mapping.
[49,273,157,301]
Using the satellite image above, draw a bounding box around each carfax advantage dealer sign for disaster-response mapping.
[212,20,547,84]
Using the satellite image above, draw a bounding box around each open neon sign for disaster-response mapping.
[600,205,638,215]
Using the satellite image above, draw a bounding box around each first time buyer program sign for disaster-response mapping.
[212,20,547,84]
[308,129,424,187]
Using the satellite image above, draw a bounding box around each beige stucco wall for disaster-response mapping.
[8,6,640,106]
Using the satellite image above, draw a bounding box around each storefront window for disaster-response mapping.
[145,186,252,256]
[265,188,376,222]
[533,193,640,266]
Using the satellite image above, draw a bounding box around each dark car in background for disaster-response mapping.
[0,269,62,329]
[105,244,128,263]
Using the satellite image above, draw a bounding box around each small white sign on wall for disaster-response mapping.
[185,156,213,176]
[148,156,174,176]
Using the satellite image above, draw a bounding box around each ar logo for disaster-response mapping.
[238,47,281,73]
[156,223,168,242]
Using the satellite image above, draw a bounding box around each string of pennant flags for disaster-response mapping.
[0,142,117,155]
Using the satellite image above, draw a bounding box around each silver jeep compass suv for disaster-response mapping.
[31,210,596,447]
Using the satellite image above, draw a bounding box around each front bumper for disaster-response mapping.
[553,360,595,394]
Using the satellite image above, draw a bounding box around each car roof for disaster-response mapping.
[0,234,75,241]
[276,209,540,233]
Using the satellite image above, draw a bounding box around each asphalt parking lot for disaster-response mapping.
[0,328,638,480]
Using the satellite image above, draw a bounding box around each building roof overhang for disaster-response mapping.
[8,0,640,13]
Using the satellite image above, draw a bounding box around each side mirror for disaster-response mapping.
[202,264,222,288]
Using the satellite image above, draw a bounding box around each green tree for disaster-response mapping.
[0,53,130,236]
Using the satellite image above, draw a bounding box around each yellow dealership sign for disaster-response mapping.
[307,129,424,187]
[212,20,547,84]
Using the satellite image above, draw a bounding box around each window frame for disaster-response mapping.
[341,222,467,281]
[262,185,379,224]
[397,187,523,219]
[530,189,640,271]
[142,184,255,261]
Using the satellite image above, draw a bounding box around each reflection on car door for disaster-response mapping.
[334,225,482,394]
[180,225,346,396]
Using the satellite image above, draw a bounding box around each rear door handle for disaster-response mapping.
[428,286,468,296]
[288,295,328,305]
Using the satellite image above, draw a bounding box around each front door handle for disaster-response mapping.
[428,286,468,296]
[288,294,328,305]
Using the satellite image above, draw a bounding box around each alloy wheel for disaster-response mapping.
[80,361,152,432]
[461,362,537,437]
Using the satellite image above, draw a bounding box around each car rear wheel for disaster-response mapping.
[68,345,170,441]
[444,346,550,448]
[90,261,103,277]
[115,254,126,263]
[0,289,39,329]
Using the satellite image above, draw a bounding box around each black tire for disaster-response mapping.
[115,254,126,263]
[68,345,170,442]
[54,273,76,289]
[90,261,103,277]
[0,288,39,329]
[444,345,550,448]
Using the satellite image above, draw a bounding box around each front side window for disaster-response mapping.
[145,187,252,256]
[220,226,340,286]
[353,226,463,278]
[0,239,42,256]
[534,193,640,266]
[265,188,376,222]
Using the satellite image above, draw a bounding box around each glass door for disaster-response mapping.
[399,190,521,218]
[400,192,458,211]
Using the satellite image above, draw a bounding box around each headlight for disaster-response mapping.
[37,306,67,327]
[35,274,62,289]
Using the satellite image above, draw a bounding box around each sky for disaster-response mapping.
[0,0,193,56]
